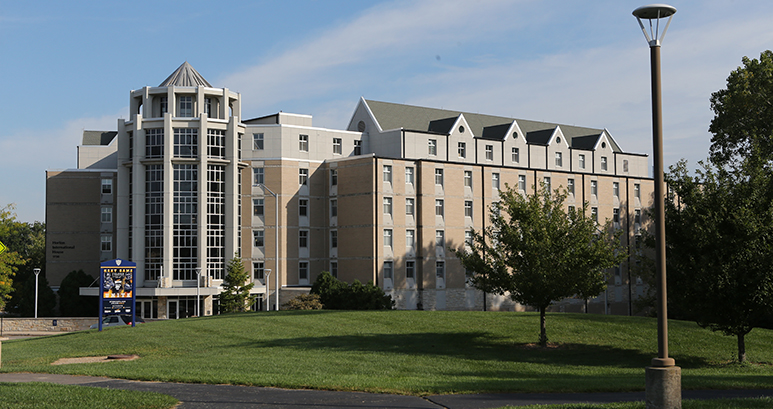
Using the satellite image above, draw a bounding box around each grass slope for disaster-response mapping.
[1,311,772,395]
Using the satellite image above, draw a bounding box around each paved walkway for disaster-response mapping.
[1,373,772,408]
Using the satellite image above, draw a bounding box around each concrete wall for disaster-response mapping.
[0,317,97,333]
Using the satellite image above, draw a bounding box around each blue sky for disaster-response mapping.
[2,0,773,223]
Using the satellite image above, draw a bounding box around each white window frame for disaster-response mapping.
[458,142,466,158]
[299,134,309,152]
[333,138,342,154]
[405,198,415,216]
[485,145,493,161]
[253,133,264,150]
[384,229,393,247]
[435,199,444,217]
[383,165,392,183]
[464,200,473,217]
[383,197,392,215]
[434,168,443,186]
[428,139,437,156]
[101,206,112,223]
[253,167,264,186]
[405,167,414,185]
[464,170,472,187]
[254,230,265,248]
[299,169,308,185]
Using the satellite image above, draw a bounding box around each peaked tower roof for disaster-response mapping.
[159,62,212,87]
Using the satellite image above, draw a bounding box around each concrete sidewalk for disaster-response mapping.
[1,373,772,408]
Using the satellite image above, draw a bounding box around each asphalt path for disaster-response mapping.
[1,373,773,408]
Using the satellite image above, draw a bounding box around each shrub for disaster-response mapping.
[310,271,393,310]
[58,270,97,316]
[283,294,323,310]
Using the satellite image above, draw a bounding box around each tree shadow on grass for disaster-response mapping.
[236,331,712,369]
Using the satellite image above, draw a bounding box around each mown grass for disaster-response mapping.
[1,311,772,395]
[498,397,773,409]
[0,382,178,409]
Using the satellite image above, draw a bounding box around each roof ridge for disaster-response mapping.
[159,62,213,87]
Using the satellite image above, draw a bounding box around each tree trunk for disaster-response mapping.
[539,307,548,347]
[738,333,746,363]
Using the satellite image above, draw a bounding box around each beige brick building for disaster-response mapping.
[46,63,654,318]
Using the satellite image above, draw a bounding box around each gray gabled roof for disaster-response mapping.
[364,99,622,152]
[82,131,117,146]
[159,62,212,87]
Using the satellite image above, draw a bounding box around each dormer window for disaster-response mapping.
[601,156,608,171]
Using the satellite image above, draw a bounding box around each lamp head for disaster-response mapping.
[33,268,41,275]
[633,4,676,46]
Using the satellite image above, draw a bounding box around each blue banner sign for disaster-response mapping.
[98,259,137,331]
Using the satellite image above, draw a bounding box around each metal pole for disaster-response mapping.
[260,184,280,311]
[33,268,41,319]
[650,44,673,367]
[196,267,201,317]
[264,269,271,311]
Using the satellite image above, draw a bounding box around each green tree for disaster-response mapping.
[2,211,53,316]
[219,256,255,313]
[0,204,38,312]
[661,163,773,363]
[59,270,98,317]
[455,184,626,347]
[708,50,773,171]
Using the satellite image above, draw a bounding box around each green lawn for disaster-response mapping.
[1,311,772,395]
[0,382,178,409]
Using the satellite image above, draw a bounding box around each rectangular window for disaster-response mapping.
[544,177,551,192]
[492,173,500,190]
[331,262,338,278]
[568,178,575,195]
[458,142,466,158]
[253,199,264,216]
[299,199,308,217]
[435,199,444,217]
[330,199,338,217]
[299,169,308,185]
[160,97,168,115]
[253,133,264,150]
[485,145,493,160]
[101,206,112,223]
[635,209,641,225]
[512,147,520,163]
[635,183,641,200]
[299,134,309,152]
[330,169,338,186]
[555,152,563,167]
[464,170,472,187]
[254,262,264,280]
[299,262,308,281]
[601,156,608,171]
[383,197,392,215]
[205,98,212,117]
[253,167,264,186]
[613,208,620,225]
[406,230,415,248]
[331,230,338,248]
[591,207,598,223]
[435,168,444,185]
[405,198,415,216]
[354,140,362,155]
[623,160,629,173]
[568,205,576,213]
[613,182,620,198]
[383,165,392,183]
[101,235,112,252]
[333,138,342,154]
[464,200,473,217]
[518,175,526,191]
[101,178,112,194]
[384,229,393,247]
[384,261,394,281]
[436,261,445,279]
[173,128,198,158]
[406,261,415,279]
[178,96,193,117]
[254,230,264,247]
[428,139,437,155]
[435,230,445,248]
[207,129,225,158]
[591,180,597,196]
[465,230,473,245]
[299,230,308,248]
[405,167,414,184]
[579,154,586,169]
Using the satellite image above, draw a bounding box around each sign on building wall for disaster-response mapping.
[98,259,136,331]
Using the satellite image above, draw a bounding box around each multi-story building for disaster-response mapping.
[46,63,654,318]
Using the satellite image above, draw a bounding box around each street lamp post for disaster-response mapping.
[633,4,681,409]
[264,269,271,311]
[195,267,201,317]
[33,268,41,319]
[259,184,280,311]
